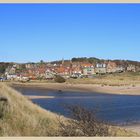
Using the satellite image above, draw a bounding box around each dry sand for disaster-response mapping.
[11,82,140,95]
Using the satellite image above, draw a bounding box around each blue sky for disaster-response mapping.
[0,4,140,63]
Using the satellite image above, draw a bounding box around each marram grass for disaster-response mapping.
[0,83,61,136]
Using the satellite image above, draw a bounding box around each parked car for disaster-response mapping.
[0,77,4,82]
[71,73,83,79]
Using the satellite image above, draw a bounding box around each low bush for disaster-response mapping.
[58,105,110,136]
[54,75,66,83]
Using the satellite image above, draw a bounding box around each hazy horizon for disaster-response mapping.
[0,4,140,63]
[0,56,140,64]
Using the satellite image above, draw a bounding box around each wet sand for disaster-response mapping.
[26,95,55,99]
[11,82,140,95]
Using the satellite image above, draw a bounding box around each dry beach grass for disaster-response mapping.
[67,72,140,86]
[0,83,62,136]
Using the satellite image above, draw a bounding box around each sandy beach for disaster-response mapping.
[25,95,55,99]
[11,82,140,95]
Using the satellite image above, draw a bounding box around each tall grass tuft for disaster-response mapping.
[0,83,60,136]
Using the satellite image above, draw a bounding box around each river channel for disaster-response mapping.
[14,86,140,126]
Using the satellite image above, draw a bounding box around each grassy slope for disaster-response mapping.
[0,83,62,136]
[0,83,139,136]
[67,72,140,86]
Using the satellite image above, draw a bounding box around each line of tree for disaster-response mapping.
[0,63,12,74]
[71,57,140,66]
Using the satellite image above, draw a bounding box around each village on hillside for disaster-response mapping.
[0,57,140,82]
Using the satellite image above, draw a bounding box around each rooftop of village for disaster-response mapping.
[0,57,140,82]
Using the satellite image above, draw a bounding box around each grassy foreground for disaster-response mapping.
[0,83,139,136]
[0,83,62,136]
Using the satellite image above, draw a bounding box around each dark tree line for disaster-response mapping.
[71,57,140,66]
[71,57,101,63]
[0,63,11,74]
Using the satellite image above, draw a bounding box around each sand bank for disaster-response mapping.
[25,95,55,99]
[11,82,140,95]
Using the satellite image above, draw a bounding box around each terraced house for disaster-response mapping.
[95,63,107,74]
[81,63,95,76]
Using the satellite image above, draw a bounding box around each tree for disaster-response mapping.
[40,60,44,63]
[0,63,10,74]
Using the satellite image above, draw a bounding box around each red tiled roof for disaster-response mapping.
[81,63,94,67]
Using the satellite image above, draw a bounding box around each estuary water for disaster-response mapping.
[14,86,140,126]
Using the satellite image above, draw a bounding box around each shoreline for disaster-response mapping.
[9,82,140,134]
[10,82,140,96]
